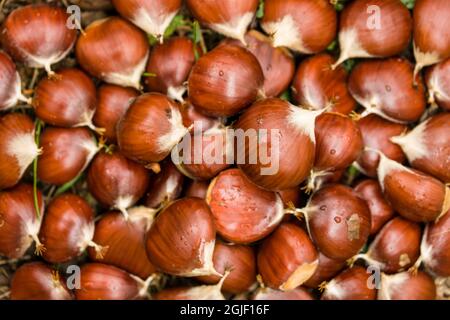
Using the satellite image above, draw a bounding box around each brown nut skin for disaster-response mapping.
[257,222,319,291]
[305,184,371,261]
[261,0,337,54]
[184,180,209,199]
[252,287,314,300]
[354,179,395,235]
[39,194,96,264]
[0,184,44,259]
[378,271,436,300]
[235,98,320,191]
[145,198,217,277]
[349,58,426,123]
[206,168,284,244]
[223,30,295,98]
[0,51,25,110]
[356,114,407,177]
[425,58,450,111]
[152,283,225,300]
[180,99,219,131]
[391,112,450,183]
[0,4,77,73]
[93,84,139,143]
[87,150,150,215]
[292,53,356,115]
[10,262,73,300]
[188,44,264,117]
[34,68,97,128]
[196,240,256,294]
[89,208,157,279]
[321,266,377,300]
[117,93,188,164]
[0,113,38,190]
[75,263,146,300]
[304,252,346,289]
[37,127,98,186]
[75,17,149,89]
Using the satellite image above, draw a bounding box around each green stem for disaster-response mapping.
[33,120,42,219]
[54,173,84,197]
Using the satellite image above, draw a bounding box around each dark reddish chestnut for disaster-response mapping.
[304,252,346,289]
[425,58,450,111]
[252,287,314,300]
[180,100,219,131]
[378,271,436,300]
[184,180,209,199]
[0,51,29,110]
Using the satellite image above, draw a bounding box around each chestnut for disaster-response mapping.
[33,68,98,130]
[112,0,182,40]
[354,179,395,235]
[10,262,72,300]
[333,0,412,68]
[0,51,29,110]
[188,44,264,117]
[76,17,149,89]
[292,53,356,115]
[321,266,377,300]
[0,4,77,75]
[75,263,153,300]
[180,99,219,131]
[348,58,426,123]
[39,194,104,264]
[87,150,150,219]
[425,58,450,111]
[257,222,319,291]
[278,188,303,209]
[356,114,407,177]
[0,184,45,258]
[37,127,99,186]
[378,271,436,300]
[117,93,188,164]
[252,287,314,300]
[90,207,157,279]
[145,198,218,277]
[391,112,450,183]
[206,168,284,244]
[184,180,209,199]
[93,84,139,143]
[304,252,346,289]
[0,113,40,190]
[144,37,197,102]
[196,240,256,294]
[261,0,337,54]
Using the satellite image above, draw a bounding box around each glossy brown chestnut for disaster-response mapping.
[354,217,421,273]
[0,184,44,258]
[304,252,346,289]
[292,53,356,115]
[188,44,264,117]
[425,58,450,111]
[93,84,139,143]
[252,287,314,300]
[112,0,181,39]
[235,98,321,191]
[144,159,184,209]
[89,207,157,279]
[0,4,77,75]
[391,113,450,183]
[278,188,303,209]
[300,184,371,261]
[413,0,450,76]
[376,152,449,222]
[117,93,188,164]
[37,127,99,186]
[354,179,395,235]
[87,150,150,219]
[378,271,436,300]
[261,0,336,54]
[34,68,97,129]
[180,100,219,131]
[10,262,72,300]
[153,276,227,300]
[145,198,218,277]
[206,169,284,244]
[0,113,40,190]
[144,37,197,102]
[0,51,29,110]
[76,17,149,89]
[321,266,377,300]
[223,30,295,98]
[348,58,426,123]
[75,263,151,300]
[184,180,209,199]
[187,0,258,44]
[39,194,103,263]
[196,240,256,294]
[257,222,318,291]
[356,114,407,177]
[333,0,412,68]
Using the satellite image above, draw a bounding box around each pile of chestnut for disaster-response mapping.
[0,0,449,301]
